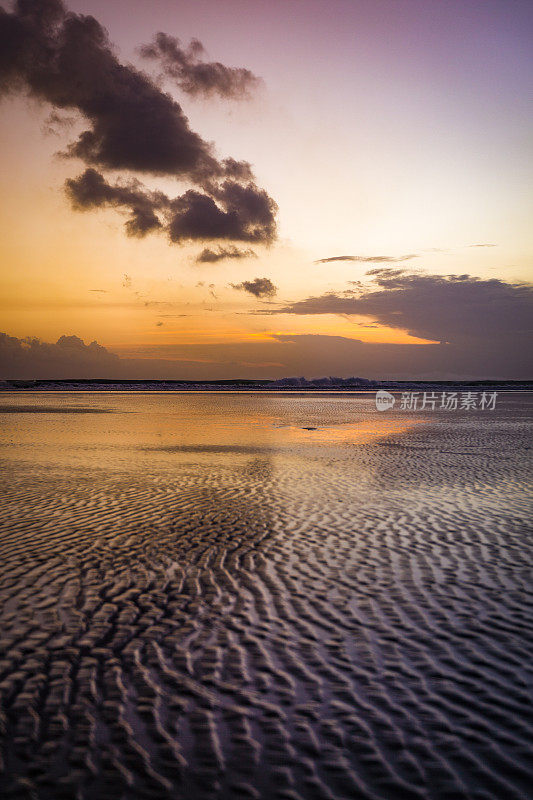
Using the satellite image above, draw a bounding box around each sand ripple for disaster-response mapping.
[0,393,531,799]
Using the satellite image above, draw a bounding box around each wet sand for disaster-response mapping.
[0,392,532,799]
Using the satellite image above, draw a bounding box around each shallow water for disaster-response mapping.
[0,392,532,800]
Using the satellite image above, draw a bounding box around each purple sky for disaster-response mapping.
[0,0,531,378]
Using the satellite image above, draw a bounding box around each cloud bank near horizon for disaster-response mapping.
[1,327,531,381]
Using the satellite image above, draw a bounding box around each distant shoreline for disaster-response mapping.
[2,379,532,392]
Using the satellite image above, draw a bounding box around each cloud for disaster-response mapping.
[42,109,74,136]
[65,168,165,237]
[314,254,418,264]
[65,169,277,244]
[364,267,409,280]
[168,181,277,243]
[0,0,215,177]
[268,270,533,345]
[0,0,277,245]
[2,330,530,381]
[265,332,533,380]
[231,277,277,298]
[0,332,120,379]
[140,33,262,100]
[196,245,257,263]
[468,243,497,248]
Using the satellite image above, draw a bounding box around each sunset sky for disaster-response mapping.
[0,0,532,379]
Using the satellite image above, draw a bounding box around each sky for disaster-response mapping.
[0,0,532,379]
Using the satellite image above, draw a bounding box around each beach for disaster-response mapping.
[0,391,531,799]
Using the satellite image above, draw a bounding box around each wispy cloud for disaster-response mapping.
[314,254,418,264]
[195,246,258,263]
[140,33,263,100]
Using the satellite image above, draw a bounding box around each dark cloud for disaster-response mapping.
[196,246,257,263]
[2,330,531,380]
[140,33,262,100]
[468,243,497,248]
[0,332,120,379]
[0,0,218,177]
[168,181,277,244]
[268,271,533,345]
[266,332,533,380]
[0,0,277,244]
[66,168,165,236]
[231,277,277,298]
[65,168,277,244]
[314,254,418,264]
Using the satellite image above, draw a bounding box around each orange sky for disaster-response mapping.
[0,0,531,377]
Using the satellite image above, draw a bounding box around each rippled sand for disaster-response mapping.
[0,392,532,800]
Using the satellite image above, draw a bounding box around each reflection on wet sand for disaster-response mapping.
[0,392,531,800]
